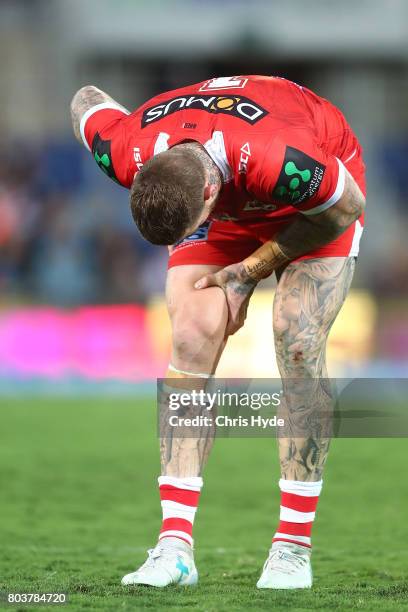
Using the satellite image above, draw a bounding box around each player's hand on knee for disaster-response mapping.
[194,262,257,336]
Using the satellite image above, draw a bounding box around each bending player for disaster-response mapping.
[71,75,365,589]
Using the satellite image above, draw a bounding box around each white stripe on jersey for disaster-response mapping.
[79,102,129,152]
[204,131,232,182]
[154,132,170,155]
[301,158,346,216]
[349,219,364,257]
[344,148,357,164]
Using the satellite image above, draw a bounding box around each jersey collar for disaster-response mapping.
[151,130,232,183]
[203,131,232,183]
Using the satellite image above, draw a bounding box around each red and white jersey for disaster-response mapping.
[80,75,358,221]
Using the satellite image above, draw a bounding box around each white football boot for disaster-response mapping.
[256,542,312,589]
[121,537,198,587]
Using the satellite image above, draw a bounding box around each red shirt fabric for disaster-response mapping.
[81,75,356,221]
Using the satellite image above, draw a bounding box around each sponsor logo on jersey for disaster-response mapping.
[238,142,251,174]
[199,76,248,91]
[133,147,143,172]
[175,221,212,246]
[273,146,325,205]
[92,133,119,183]
[243,200,277,212]
[141,95,268,127]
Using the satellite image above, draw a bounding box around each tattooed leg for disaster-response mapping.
[273,257,355,482]
[160,265,228,477]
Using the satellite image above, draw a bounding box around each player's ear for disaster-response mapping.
[204,184,218,202]
[203,184,212,202]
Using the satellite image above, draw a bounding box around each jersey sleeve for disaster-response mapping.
[80,103,131,187]
[257,133,346,215]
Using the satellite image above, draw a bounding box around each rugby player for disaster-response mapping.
[71,75,366,589]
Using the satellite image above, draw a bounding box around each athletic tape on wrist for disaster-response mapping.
[243,240,290,280]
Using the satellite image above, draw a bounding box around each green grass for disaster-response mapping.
[1,396,408,611]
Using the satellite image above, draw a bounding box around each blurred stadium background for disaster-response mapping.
[1,2,408,609]
[1,0,408,387]
[0,0,407,386]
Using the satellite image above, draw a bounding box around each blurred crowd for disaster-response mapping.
[0,136,407,307]
[0,140,168,306]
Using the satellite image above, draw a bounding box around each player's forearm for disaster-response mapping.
[70,85,129,144]
[241,216,341,281]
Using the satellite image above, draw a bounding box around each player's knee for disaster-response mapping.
[274,330,326,376]
[171,296,227,359]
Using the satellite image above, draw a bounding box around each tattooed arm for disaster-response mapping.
[243,168,365,280]
[194,169,364,335]
[70,85,129,144]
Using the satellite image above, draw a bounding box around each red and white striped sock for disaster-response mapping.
[158,476,203,547]
[273,479,323,549]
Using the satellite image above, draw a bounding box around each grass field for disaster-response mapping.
[1,396,408,611]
